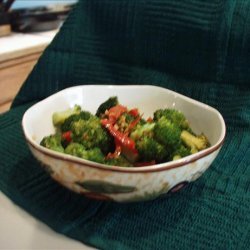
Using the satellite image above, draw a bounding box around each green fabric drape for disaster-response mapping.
[1,0,249,249]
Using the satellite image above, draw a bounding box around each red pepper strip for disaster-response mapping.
[134,160,156,167]
[101,119,138,155]
[128,108,139,117]
[107,104,127,124]
[128,115,141,132]
[62,131,72,142]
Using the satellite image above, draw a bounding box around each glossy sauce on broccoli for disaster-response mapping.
[40,97,210,167]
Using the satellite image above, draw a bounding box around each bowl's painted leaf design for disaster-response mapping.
[125,182,170,202]
[76,180,136,194]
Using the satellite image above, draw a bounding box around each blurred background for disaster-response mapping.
[1,0,77,34]
[12,0,77,9]
[0,0,78,113]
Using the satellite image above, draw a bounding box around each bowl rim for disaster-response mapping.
[22,84,226,173]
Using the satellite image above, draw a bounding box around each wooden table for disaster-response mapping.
[0,30,58,113]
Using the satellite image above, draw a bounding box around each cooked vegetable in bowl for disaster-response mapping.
[40,96,210,167]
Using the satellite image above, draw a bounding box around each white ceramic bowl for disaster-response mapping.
[22,85,226,202]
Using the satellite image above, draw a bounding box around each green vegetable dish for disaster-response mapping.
[40,97,210,167]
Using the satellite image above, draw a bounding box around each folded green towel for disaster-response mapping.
[1,0,249,249]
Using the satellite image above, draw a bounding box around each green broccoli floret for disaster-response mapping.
[105,155,134,167]
[172,144,191,161]
[65,142,86,157]
[85,148,105,164]
[96,96,118,117]
[154,117,181,148]
[136,136,169,162]
[40,134,64,153]
[129,121,170,162]
[71,116,114,154]
[60,111,93,132]
[65,143,104,163]
[180,130,210,154]
[130,123,155,141]
[153,109,189,129]
[52,105,81,127]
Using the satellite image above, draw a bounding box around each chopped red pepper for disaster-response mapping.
[62,131,72,143]
[107,104,127,124]
[128,115,141,131]
[101,119,138,155]
[128,108,139,117]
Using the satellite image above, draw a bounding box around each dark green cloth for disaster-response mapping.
[1,0,250,249]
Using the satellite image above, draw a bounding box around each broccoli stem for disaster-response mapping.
[180,130,208,153]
